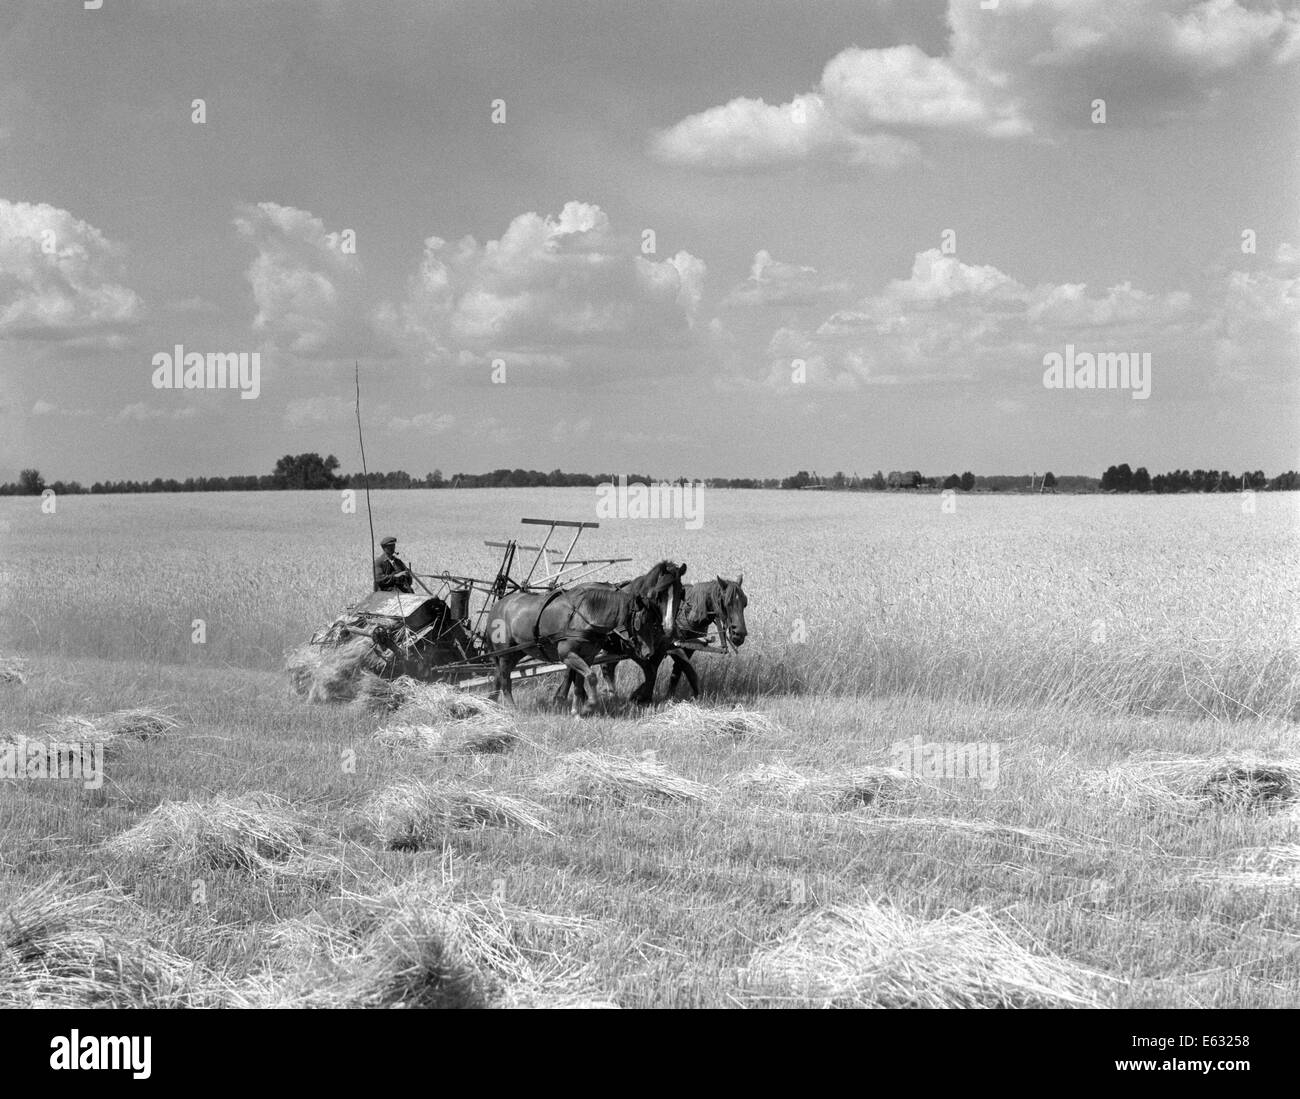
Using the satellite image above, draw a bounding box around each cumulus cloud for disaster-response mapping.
[388,201,707,376]
[651,0,1299,169]
[742,248,1198,390]
[0,200,142,340]
[233,201,376,358]
[1207,241,1300,385]
[950,0,1300,128]
[721,250,850,308]
[650,93,921,170]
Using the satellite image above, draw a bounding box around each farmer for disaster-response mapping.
[373,536,414,593]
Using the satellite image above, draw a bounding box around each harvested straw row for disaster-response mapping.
[103,791,318,875]
[379,678,505,721]
[372,719,517,756]
[1079,755,1300,811]
[743,900,1116,1008]
[729,760,918,811]
[641,702,783,741]
[0,877,215,1008]
[40,707,180,749]
[233,881,614,1009]
[363,779,553,850]
[533,750,712,805]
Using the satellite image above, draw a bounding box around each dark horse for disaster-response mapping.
[553,561,687,706]
[486,584,664,715]
[561,572,748,705]
[663,575,749,699]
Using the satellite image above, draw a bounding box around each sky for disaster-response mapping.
[0,0,1297,482]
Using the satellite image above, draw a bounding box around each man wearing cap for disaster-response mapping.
[374,536,414,593]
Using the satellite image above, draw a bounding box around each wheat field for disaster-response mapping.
[1,488,1298,1008]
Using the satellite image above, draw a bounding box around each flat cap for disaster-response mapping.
[380,535,397,546]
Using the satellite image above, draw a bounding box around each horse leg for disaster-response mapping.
[560,650,598,717]
[553,669,575,707]
[496,651,523,708]
[631,654,662,705]
[667,651,700,698]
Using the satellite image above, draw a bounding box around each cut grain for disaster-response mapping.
[103,792,316,874]
[363,780,551,850]
[744,900,1115,1008]
[730,760,917,811]
[533,750,711,805]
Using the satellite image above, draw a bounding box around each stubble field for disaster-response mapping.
[1,488,1298,1008]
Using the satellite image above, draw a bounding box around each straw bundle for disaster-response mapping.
[103,792,316,875]
[363,780,552,850]
[533,750,712,805]
[744,900,1115,1008]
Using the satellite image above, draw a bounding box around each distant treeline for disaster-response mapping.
[1100,464,1300,493]
[4,453,1297,496]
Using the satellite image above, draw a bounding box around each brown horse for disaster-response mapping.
[561,571,747,705]
[664,575,748,699]
[486,584,663,715]
[553,561,687,705]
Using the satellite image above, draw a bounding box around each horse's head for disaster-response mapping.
[716,573,748,648]
[626,594,665,661]
[644,560,687,634]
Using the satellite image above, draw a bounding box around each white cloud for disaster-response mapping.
[721,250,850,308]
[388,410,456,433]
[649,93,921,170]
[1206,241,1300,384]
[820,44,1028,136]
[0,200,142,339]
[948,0,1300,128]
[389,201,707,376]
[741,248,1199,390]
[651,1,1299,169]
[233,202,375,358]
[117,402,197,421]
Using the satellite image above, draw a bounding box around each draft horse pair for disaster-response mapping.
[485,561,748,715]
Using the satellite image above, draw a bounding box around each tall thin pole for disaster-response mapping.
[355,361,376,581]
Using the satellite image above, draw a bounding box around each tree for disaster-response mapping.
[1132,467,1151,493]
[18,469,45,495]
[942,473,961,490]
[1101,463,1133,492]
[273,453,342,489]
[1042,472,1057,490]
[959,471,975,492]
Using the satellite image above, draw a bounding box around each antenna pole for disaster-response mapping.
[356,361,376,585]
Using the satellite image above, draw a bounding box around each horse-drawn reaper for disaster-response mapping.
[303,518,722,714]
